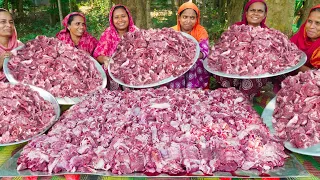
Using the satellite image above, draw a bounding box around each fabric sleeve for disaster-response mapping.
[310,48,320,68]
[89,36,98,56]
[199,38,209,60]
[93,31,108,58]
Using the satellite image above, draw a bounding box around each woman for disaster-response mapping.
[0,8,23,82]
[167,2,210,89]
[93,5,137,90]
[215,0,269,100]
[56,12,98,55]
[291,5,320,71]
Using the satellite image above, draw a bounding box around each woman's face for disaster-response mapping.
[246,2,266,27]
[113,7,129,32]
[68,15,85,37]
[178,9,197,33]
[305,11,320,41]
[0,11,14,37]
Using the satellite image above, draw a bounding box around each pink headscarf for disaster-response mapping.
[235,0,268,28]
[56,12,98,55]
[93,5,137,58]
[0,10,23,82]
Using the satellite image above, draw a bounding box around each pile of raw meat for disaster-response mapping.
[207,25,303,76]
[273,70,320,148]
[8,36,103,98]
[18,88,287,175]
[110,28,197,86]
[0,83,55,144]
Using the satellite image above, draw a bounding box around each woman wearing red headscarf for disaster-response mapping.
[291,4,320,71]
[56,12,98,55]
[215,0,269,100]
[0,8,23,82]
[166,2,210,89]
[93,5,138,90]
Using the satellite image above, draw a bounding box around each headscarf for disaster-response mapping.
[0,9,23,82]
[56,12,98,55]
[0,10,20,54]
[172,2,208,42]
[291,4,320,68]
[235,0,268,28]
[93,5,137,58]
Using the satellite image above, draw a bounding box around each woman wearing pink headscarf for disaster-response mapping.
[215,0,269,100]
[0,8,23,82]
[56,12,98,55]
[93,5,138,90]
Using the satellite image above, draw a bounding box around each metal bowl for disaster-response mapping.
[203,53,307,79]
[3,45,107,105]
[108,32,200,88]
[0,83,60,146]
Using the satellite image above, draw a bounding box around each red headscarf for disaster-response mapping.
[56,12,98,55]
[172,2,208,42]
[235,0,268,28]
[291,4,320,68]
[93,5,137,58]
[0,10,23,82]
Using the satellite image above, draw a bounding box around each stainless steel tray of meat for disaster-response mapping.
[3,46,107,105]
[203,53,307,79]
[0,150,309,178]
[108,32,200,88]
[261,97,320,156]
[0,84,60,146]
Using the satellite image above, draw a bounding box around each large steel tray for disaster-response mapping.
[108,32,200,88]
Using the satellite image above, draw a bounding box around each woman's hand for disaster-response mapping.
[0,52,12,69]
[97,55,110,69]
[299,65,311,72]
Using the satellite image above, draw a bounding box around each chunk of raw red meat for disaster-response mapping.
[110,28,197,86]
[207,24,303,76]
[18,87,288,175]
[8,36,103,98]
[272,70,320,148]
[0,83,55,143]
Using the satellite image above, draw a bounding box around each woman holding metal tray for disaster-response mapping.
[214,0,270,100]
[165,2,210,89]
[93,4,138,90]
[0,8,23,82]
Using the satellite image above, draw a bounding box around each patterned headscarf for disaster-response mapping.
[172,2,208,42]
[291,4,320,68]
[235,0,268,28]
[93,5,137,58]
[56,12,98,55]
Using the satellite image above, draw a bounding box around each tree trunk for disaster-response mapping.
[146,0,152,28]
[57,0,64,28]
[171,0,177,14]
[3,0,8,10]
[300,0,320,26]
[17,0,23,17]
[265,0,295,36]
[226,0,246,26]
[69,0,72,13]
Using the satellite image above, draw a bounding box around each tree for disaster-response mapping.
[57,0,63,28]
[111,0,152,29]
[226,0,247,26]
[17,0,23,17]
[3,0,8,10]
[265,0,295,36]
[300,0,320,26]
